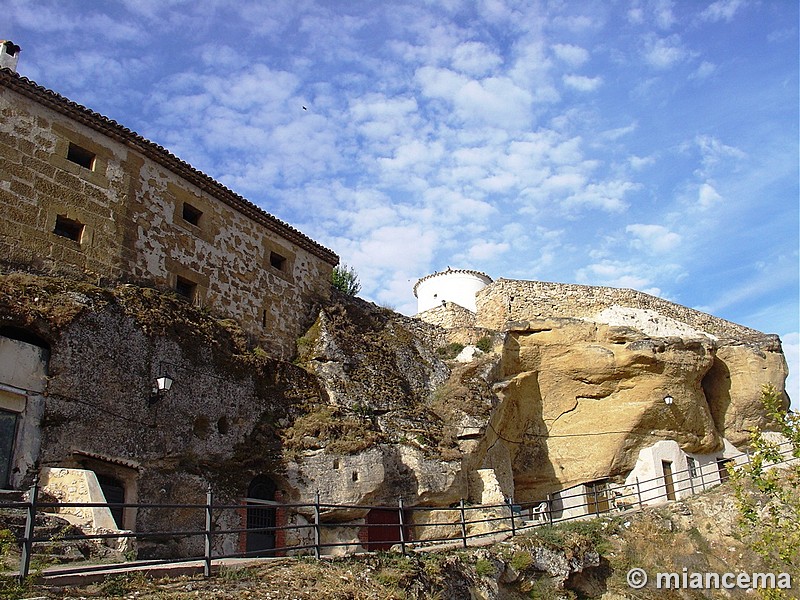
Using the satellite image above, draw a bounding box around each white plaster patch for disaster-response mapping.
[591,305,718,340]
[455,345,483,362]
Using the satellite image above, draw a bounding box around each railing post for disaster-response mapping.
[507,496,516,536]
[313,491,321,560]
[20,477,39,582]
[546,494,553,525]
[699,463,706,491]
[203,486,213,578]
[459,499,467,548]
[593,486,599,515]
[635,477,643,510]
[398,498,406,556]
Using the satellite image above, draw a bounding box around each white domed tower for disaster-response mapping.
[414,268,493,314]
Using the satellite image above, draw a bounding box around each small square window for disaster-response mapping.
[182,202,203,227]
[270,252,286,271]
[174,276,197,301]
[53,215,84,243]
[66,143,96,170]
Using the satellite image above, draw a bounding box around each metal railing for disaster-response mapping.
[3,441,795,582]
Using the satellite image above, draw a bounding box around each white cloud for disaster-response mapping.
[563,74,603,91]
[653,0,676,29]
[690,61,717,80]
[552,43,589,67]
[564,180,637,212]
[466,240,511,261]
[415,67,534,128]
[626,224,682,253]
[451,41,503,76]
[576,260,657,293]
[698,182,723,208]
[642,34,688,69]
[629,154,656,169]
[694,135,747,175]
[700,0,748,22]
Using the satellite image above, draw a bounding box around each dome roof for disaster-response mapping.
[413,268,493,297]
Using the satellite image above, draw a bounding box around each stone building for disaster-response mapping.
[0,45,338,358]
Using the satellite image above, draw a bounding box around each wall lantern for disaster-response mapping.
[149,375,174,404]
[664,395,674,405]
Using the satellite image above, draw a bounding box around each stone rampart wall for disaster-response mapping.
[416,302,476,329]
[476,279,771,343]
[0,77,335,357]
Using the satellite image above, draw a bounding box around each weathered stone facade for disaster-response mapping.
[476,278,768,342]
[0,68,338,357]
[415,302,477,329]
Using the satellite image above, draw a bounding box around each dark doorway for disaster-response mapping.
[662,461,676,500]
[717,459,734,484]
[0,410,18,488]
[364,508,411,551]
[246,476,277,555]
[96,474,125,528]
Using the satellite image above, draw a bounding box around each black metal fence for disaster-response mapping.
[3,441,795,582]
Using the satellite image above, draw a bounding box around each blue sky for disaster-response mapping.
[7,0,798,404]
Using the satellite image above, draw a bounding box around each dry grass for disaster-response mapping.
[282,405,384,455]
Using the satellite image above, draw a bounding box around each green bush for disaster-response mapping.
[476,336,492,353]
[436,342,465,359]
[475,558,496,577]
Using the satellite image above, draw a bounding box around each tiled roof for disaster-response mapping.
[0,68,339,266]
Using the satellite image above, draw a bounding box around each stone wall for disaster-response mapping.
[476,278,772,343]
[416,302,477,329]
[0,70,337,357]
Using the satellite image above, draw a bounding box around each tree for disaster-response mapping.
[730,383,799,594]
[331,264,361,296]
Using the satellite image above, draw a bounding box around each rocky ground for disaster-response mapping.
[4,480,795,600]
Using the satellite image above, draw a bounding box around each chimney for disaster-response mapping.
[0,40,20,72]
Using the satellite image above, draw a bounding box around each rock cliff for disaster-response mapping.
[0,272,790,524]
[289,291,788,507]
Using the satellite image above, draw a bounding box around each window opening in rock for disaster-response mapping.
[66,142,96,170]
[182,202,202,227]
[53,215,84,243]
[270,252,286,271]
[687,456,697,479]
[175,276,196,302]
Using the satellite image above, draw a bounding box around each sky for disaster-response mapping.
[6,0,799,405]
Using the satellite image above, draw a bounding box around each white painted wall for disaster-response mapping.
[415,270,492,313]
[623,439,747,505]
[0,336,48,489]
[0,337,47,393]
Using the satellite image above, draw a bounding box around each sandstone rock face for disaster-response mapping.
[291,292,789,510]
[466,319,724,500]
[703,341,789,445]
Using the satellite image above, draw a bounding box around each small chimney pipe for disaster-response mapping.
[0,40,21,72]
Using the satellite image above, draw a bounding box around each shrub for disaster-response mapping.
[476,336,492,353]
[436,342,465,359]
